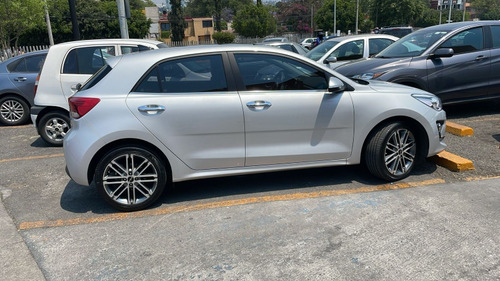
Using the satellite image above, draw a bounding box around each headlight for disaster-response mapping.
[352,72,386,80]
[412,94,442,111]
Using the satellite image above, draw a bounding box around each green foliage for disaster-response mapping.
[212,31,235,44]
[169,0,185,41]
[369,0,428,27]
[471,0,500,20]
[0,0,45,49]
[316,0,360,34]
[161,31,171,39]
[184,0,253,19]
[16,0,153,46]
[233,4,276,37]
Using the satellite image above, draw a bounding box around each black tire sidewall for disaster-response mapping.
[365,122,416,181]
[94,146,167,211]
[0,96,30,126]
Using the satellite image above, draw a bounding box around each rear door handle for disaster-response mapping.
[246,101,272,111]
[475,55,487,61]
[14,77,27,82]
[138,105,165,115]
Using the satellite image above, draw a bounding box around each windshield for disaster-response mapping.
[305,40,339,61]
[375,29,449,58]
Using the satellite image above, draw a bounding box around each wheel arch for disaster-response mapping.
[0,92,31,107]
[360,116,430,165]
[35,106,69,128]
[87,138,172,186]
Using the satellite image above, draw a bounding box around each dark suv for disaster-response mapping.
[335,21,500,104]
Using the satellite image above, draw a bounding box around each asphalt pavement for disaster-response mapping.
[2,178,500,280]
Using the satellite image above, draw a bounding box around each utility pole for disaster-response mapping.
[333,0,336,35]
[355,0,359,34]
[116,0,130,38]
[68,0,80,40]
[44,0,54,45]
[462,0,467,21]
[447,0,453,23]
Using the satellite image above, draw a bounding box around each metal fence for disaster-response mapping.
[0,45,50,62]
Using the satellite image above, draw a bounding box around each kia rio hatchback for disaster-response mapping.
[64,45,447,211]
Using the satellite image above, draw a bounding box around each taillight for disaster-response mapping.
[34,74,40,97]
[68,97,100,119]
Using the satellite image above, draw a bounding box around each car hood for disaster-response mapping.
[366,79,416,93]
[334,57,413,77]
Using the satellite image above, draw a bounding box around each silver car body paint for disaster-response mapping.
[64,45,446,186]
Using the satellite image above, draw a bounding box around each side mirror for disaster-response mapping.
[431,48,454,58]
[327,77,345,93]
[71,83,82,92]
[324,57,338,64]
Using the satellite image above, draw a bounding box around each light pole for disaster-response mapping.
[462,0,467,21]
[333,0,336,35]
[355,0,359,34]
[43,0,54,46]
[447,0,453,23]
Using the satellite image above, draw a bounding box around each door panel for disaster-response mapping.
[128,54,245,170]
[232,53,354,166]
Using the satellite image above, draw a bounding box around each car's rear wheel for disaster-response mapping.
[94,146,167,211]
[38,111,70,146]
[0,96,29,126]
[365,122,417,181]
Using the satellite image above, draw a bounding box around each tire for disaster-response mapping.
[94,146,167,211]
[0,95,30,126]
[38,111,70,146]
[365,122,417,181]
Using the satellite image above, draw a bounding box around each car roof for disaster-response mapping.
[105,44,314,68]
[420,20,500,32]
[50,38,164,48]
[326,34,398,42]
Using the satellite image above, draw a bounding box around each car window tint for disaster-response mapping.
[135,55,227,93]
[10,58,26,72]
[440,27,484,54]
[491,26,500,48]
[369,38,394,55]
[63,46,115,74]
[25,55,46,72]
[121,45,153,55]
[328,39,364,61]
[234,53,328,91]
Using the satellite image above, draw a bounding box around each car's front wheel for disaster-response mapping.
[0,95,30,126]
[365,122,417,181]
[38,111,70,146]
[94,146,167,211]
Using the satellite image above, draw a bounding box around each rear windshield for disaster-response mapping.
[79,64,112,91]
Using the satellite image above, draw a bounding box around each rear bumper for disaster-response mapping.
[30,105,45,128]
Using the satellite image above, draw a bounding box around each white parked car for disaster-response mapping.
[63,45,447,211]
[305,34,398,68]
[31,39,167,146]
[299,37,316,49]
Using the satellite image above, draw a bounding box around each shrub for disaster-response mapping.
[213,32,235,44]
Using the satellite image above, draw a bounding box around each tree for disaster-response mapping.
[315,0,358,34]
[232,3,276,37]
[471,0,500,20]
[0,0,44,49]
[369,0,428,27]
[169,0,185,41]
[275,1,312,35]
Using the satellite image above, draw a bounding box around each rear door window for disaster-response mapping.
[63,46,115,74]
[134,55,227,93]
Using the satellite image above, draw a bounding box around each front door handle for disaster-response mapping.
[246,101,272,111]
[475,55,487,61]
[138,105,165,115]
[14,77,27,82]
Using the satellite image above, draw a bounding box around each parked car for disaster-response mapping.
[31,39,167,146]
[262,37,289,43]
[299,38,316,49]
[0,50,47,126]
[379,26,414,38]
[335,21,500,104]
[64,45,446,211]
[262,42,309,55]
[305,34,398,68]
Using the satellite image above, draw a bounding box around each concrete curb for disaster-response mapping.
[0,190,46,281]
[430,151,475,172]
[446,121,474,136]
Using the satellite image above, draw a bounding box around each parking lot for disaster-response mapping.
[1,99,499,280]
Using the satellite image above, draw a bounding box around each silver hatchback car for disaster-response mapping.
[64,45,446,211]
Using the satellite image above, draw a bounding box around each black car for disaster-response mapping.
[335,21,500,104]
[0,50,48,125]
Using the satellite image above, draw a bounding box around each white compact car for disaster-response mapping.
[63,45,447,211]
[305,34,398,68]
[31,39,167,146]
